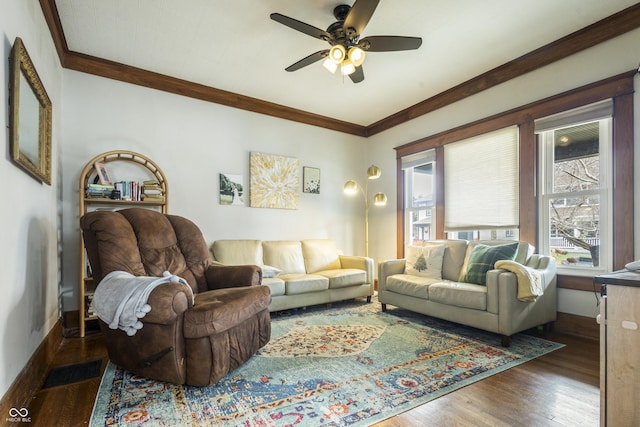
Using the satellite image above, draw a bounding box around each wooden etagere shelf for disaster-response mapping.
[78,150,168,337]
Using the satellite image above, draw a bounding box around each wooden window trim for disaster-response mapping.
[395,70,635,289]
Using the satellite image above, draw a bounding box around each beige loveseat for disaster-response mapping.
[210,239,374,312]
[378,240,557,346]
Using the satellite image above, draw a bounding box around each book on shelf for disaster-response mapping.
[86,183,115,198]
[141,179,164,202]
[114,181,142,201]
[86,179,163,202]
[142,194,166,202]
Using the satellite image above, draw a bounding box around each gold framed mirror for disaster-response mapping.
[9,37,52,185]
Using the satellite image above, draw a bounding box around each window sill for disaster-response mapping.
[557,274,600,292]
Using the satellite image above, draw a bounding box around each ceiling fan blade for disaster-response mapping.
[360,36,422,52]
[285,50,329,72]
[270,13,331,41]
[343,0,380,37]
[349,66,365,83]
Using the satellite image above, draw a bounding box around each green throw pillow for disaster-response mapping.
[459,243,519,285]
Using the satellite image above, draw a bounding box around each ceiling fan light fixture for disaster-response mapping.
[322,58,338,74]
[348,46,366,67]
[271,2,422,84]
[341,59,356,76]
[329,44,346,63]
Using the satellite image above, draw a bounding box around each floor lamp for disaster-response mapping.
[344,165,388,258]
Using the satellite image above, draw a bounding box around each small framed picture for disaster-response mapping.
[303,166,320,194]
[219,173,244,206]
[94,162,112,185]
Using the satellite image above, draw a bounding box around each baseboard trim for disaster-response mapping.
[554,312,599,341]
[0,318,63,418]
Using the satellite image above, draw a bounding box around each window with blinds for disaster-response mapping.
[444,126,519,233]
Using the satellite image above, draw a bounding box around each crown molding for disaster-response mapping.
[39,0,640,137]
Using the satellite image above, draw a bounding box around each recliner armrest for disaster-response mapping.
[204,264,262,290]
[142,282,193,324]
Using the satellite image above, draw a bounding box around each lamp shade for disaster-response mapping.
[343,180,358,194]
[322,58,338,74]
[367,165,381,179]
[373,192,387,206]
[340,59,356,76]
[329,45,346,63]
[348,47,366,67]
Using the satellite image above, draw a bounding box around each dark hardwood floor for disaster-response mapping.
[26,330,599,426]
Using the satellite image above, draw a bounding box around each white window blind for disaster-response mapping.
[401,149,435,170]
[444,126,519,231]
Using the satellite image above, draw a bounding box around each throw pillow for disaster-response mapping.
[459,242,519,285]
[405,244,446,279]
[260,265,282,278]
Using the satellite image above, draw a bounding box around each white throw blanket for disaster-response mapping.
[91,270,194,336]
[494,260,544,302]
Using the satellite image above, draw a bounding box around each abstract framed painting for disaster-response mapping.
[250,152,299,209]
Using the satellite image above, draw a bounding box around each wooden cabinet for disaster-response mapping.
[78,150,168,337]
[595,271,640,426]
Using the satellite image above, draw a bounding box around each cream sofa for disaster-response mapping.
[210,239,374,312]
[378,240,557,346]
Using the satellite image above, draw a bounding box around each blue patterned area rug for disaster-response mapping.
[90,297,562,426]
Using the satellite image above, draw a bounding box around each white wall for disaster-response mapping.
[0,0,62,399]
[60,71,368,311]
[366,28,640,319]
[2,1,638,402]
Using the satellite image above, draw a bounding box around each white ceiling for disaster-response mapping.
[55,0,637,126]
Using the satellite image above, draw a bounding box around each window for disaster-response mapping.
[444,126,520,241]
[536,100,612,274]
[395,71,634,289]
[402,150,435,246]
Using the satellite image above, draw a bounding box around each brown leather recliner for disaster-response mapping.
[80,208,271,386]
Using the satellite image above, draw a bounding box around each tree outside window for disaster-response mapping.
[542,119,609,269]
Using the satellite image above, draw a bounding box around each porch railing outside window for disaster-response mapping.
[536,100,612,274]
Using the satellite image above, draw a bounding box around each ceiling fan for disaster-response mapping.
[270,0,422,83]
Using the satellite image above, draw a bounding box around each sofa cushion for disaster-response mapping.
[416,240,468,282]
[262,277,285,296]
[301,239,342,273]
[316,268,366,289]
[263,241,306,274]
[459,241,531,276]
[210,240,263,265]
[459,242,519,285]
[386,274,432,300]
[280,273,329,295]
[428,282,487,310]
[441,240,470,281]
[405,244,445,279]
